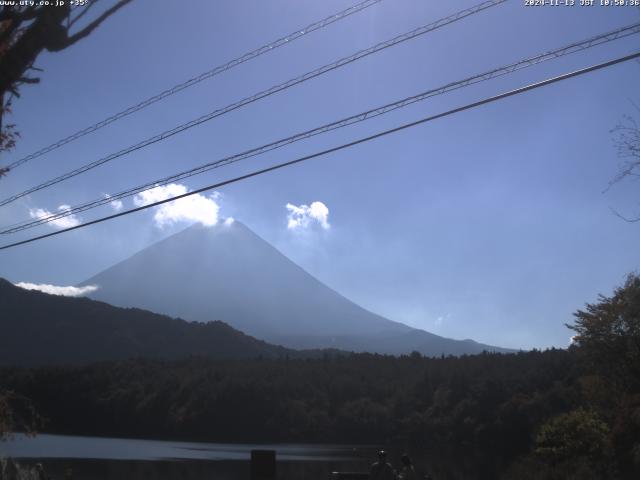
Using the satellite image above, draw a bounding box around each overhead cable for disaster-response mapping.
[5,21,639,234]
[1,50,638,251]
[0,0,506,207]
[0,0,384,172]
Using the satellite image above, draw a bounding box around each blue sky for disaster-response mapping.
[0,0,639,349]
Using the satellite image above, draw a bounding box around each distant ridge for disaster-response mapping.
[0,278,308,366]
[81,221,513,356]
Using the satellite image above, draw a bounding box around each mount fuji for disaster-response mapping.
[81,221,512,355]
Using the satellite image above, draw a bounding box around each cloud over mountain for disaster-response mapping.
[133,183,220,228]
[15,282,98,297]
[29,205,80,229]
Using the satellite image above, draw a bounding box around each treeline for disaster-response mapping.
[0,349,575,445]
[0,348,632,479]
[1,274,638,479]
[0,278,302,365]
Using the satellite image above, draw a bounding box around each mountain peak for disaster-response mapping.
[81,223,512,355]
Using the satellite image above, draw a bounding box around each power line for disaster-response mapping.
[1,50,637,252]
[6,22,639,232]
[5,21,639,234]
[0,0,384,172]
[0,0,506,208]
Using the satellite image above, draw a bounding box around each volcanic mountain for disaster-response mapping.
[81,221,512,355]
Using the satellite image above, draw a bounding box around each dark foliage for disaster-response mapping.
[2,276,639,478]
[0,351,577,474]
[0,389,42,440]
[568,273,640,391]
[1,348,637,478]
[0,278,302,365]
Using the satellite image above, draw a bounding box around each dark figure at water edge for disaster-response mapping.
[397,454,419,480]
[370,450,396,480]
[35,463,47,480]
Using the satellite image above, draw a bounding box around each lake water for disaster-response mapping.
[0,434,381,480]
[1,434,369,462]
[0,434,481,479]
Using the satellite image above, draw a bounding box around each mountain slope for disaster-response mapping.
[0,278,297,366]
[82,222,411,339]
[81,222,512,355]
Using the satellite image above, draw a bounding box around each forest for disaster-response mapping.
[0,278,308,365]
[1,274,639,479]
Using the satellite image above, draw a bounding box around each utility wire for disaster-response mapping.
[0,0,384,172]
[0,0,506,207]
[5,21,639,234]
[1,51,638,252]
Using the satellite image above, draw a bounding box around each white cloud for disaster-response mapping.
[104,194,123,212]
[29,205,81,229]
[224,217,235,226]
[286,201,330,231]
[15,282,98,297]
[133,184,220,228]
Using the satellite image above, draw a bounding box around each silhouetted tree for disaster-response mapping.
[535,408,611,472]
[0,390,41,440]
[567,273,640,391]
[609,103,640,221]
[0,1,133,163]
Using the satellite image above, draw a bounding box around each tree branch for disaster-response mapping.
[609,206,640,223]
[51,0,132,51]
[68,0,101,29]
